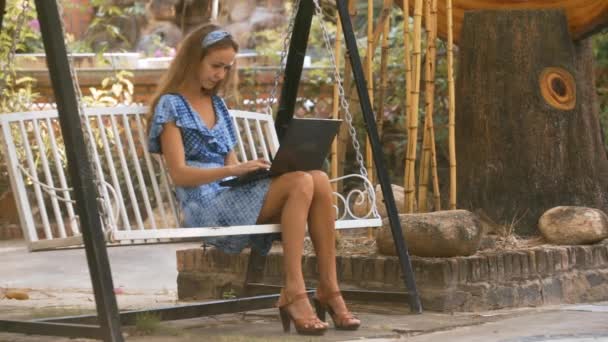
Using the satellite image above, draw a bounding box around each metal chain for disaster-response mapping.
[0,0,31,96]
[54,0,117,232]
[265,0,301,116]
[312,0,371,187]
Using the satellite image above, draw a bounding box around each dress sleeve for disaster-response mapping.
[148,94,180,154]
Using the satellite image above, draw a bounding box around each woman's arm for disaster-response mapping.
[224,150,239,166]
[160,123,269,187]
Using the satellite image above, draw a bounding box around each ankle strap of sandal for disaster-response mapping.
[277,290,310,307]
[315,290,342,303]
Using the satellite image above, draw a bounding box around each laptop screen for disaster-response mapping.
[270,118,342,175]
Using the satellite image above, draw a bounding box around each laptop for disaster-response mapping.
[219,117,342,187]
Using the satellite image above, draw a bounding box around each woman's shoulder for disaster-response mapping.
[157,93,182,106]
[156,93,190,115]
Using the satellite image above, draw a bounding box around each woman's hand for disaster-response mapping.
[228,158,271,177]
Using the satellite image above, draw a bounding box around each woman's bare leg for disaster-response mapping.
[256,171,326,328]
[305,171,338,290]
[306,171,360,326]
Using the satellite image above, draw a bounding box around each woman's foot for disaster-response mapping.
[314,287,361,330]
[277,289,328,335]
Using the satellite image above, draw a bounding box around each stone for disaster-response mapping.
[353,184,405,219]
[136,21,183,55]
[539,206,608,245]
[228,1,256,22]
[146,0,178,21]
[376,210,482,257]
[249,7,284,31]
[5,290,29,300]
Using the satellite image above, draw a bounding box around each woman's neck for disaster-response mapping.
[178,85,212,101]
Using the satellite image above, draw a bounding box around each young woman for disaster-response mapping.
[147,23,360,336]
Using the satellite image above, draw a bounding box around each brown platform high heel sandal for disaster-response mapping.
[314,291,361,330]
[276,290,328,336]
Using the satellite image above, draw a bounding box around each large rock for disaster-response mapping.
[376,210,482,257]
[538,206,608,245]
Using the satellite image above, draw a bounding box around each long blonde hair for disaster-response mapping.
[146,23,239,130]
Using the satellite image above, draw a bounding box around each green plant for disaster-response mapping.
[134,312,161,335]
[0,0,41,113]
[83,70,134,106]
[222,288,237,299]
[87,0,128,50]
[132,311,182,336]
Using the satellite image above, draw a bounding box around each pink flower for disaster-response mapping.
[28,19,40,31]
[153,49,163,57]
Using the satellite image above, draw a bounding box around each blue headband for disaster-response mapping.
[202,30,231,48]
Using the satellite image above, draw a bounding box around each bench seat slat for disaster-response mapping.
[109,218,383,242]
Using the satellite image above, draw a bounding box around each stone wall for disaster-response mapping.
[176,242,608,312]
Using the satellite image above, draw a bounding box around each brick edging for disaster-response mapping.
[177,243,608,312]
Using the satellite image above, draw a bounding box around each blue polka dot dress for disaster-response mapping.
[148,93,279,255]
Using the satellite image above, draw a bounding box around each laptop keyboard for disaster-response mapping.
[219,168,272,187]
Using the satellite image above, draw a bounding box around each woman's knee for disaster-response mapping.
[308,170,332,196]
[285,171,314,200]
[308,170,329,182]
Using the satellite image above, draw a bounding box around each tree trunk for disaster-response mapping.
[456,9,608,235]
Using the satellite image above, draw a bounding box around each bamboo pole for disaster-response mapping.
[377,0,393,140]
[336,0,357,194]
[331,13,343,195]
[364,0,376,239]
[447,0,457,209]
[404,0,423,213]
[417,0,436,212]
[365,0,375,185]
[401,0,412,213]
[417,0,432,213]
[371,3,392,56]
[428,0,441,211]
[332,14,343,240]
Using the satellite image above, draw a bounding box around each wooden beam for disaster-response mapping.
[394,0,608,43]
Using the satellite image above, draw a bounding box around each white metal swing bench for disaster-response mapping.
[0,105,382,251]
[1,0,383,252]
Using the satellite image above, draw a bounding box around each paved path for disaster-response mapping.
[0,240,200,291]
[2,240,608,341]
